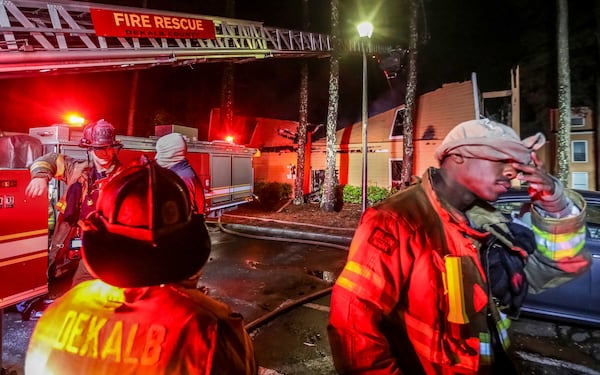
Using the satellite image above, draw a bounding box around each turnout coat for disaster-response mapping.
[328,168,590,374]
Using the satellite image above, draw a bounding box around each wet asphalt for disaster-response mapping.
[2,223,600,374]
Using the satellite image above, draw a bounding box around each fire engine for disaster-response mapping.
[0,124,255,317]
[27,123,256,218]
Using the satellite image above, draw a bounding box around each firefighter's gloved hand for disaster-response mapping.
[487,243,529,317]
[25,177,49,198]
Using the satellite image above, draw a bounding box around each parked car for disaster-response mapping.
[493,188,600,328]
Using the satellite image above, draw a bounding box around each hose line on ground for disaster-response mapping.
[208,216,346,332]
[210,217,349,251]
[244,286,333,332]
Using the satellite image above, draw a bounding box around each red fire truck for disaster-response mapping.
[28,123,256,218]
[0,125,255,315]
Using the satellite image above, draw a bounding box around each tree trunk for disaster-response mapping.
[321,0,339,213]
[220,0,235,133]
[400,0,419,188]
[556,0,571,185]
[294,0,310,205]
[126,0,149,136]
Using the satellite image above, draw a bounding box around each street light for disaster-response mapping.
[357,21,373,212]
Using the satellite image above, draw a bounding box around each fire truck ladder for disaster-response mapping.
[0,0,389,78]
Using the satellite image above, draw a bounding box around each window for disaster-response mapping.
[390,159,403,189]
[389,108,406,139]
[571,116,585,128]
[571,140,588,162]
[571,172,588,190]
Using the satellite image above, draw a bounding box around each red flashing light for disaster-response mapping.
[225,135,234,143]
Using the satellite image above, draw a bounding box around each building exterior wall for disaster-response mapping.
[253,151,297,185]
[311,80,477,189]
[549,107,597,190]
[569,132,596,190]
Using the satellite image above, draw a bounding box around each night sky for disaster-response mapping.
[0,0,596,139]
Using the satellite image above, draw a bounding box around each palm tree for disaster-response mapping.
[220,0,236,134]
[400,0,419,188]
[294,0,310,205]
[321,0,340,212]
[556,0,571,185]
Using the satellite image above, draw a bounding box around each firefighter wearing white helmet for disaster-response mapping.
[25,162,257,375]
[26,119,124,289]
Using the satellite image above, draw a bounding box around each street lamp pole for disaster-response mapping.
[357,22,373,212]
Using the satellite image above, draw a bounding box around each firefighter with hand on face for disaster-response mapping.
[25,162,257,375]
[327,119,592,374]
[25,119,124,288]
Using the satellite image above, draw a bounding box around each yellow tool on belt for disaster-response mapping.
[444,255,469,324]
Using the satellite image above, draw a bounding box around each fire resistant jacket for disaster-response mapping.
[30,153,123,277]
[25,279,257,374]
[328,168,590,375]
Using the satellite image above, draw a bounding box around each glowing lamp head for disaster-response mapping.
[63,113,85,126]
[357,22,374,38]
[225,135,235,143]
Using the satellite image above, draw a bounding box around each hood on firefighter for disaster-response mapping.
[434,118,546,165]
[155,133,187,168]
[81,162,211,288]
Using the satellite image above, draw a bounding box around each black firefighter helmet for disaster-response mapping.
[81,162,211,288]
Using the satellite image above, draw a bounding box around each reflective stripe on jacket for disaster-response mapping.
[25,280,257,375]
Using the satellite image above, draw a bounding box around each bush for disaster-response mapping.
[342,185,392,206]
[254,181,293,211]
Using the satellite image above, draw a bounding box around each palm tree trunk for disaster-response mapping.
[400,0,419,188]
[556,0,571,185]
[321,0,340,212]
[295,0,310,205]
[220,0,236,133]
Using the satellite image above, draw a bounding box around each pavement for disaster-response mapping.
[3,219,600,374]
[219,220,600,374]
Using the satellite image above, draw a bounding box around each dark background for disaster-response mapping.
[0,0,597,140]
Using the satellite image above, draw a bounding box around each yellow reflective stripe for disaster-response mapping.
[55,154,65,179]
[336,261,396,312]
[343,260,386,291]
[335,276,356,294]
[30,160,52,173]
[532,225,586,260]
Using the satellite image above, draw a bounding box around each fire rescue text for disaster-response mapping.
[112,12,207,32]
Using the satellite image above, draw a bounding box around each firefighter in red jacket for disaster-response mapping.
[26,119,124,287]
[328,119,591,374]
[25,162,257,374]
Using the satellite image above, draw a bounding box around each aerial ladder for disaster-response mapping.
[0,0,389,78]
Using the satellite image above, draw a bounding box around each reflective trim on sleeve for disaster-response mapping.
[532,225,586,260]
[55,154,66,179]
[30,160,53,175]
[334,261,396,312]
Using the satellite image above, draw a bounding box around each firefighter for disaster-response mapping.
[25,119,124,288]
[155,132,206,215]
[327,119,591,374]
[25,162,257,375]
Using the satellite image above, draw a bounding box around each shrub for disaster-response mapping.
[253,181,293,211]
[342,185,392,206]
